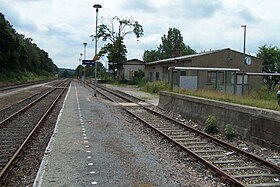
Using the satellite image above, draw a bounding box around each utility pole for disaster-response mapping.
[93,4,102,97]
[241,25,246,96]
[83,42,87,87]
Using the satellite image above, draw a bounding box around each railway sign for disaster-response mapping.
[82,60,95,65]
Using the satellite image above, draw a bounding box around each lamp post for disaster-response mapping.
[93,4,102,97]
[80,53,83,85]
[83,42,87,87]
[241,25,246,96]
[79,57,81,84]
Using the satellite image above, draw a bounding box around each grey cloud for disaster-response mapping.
[1,2,39,32]
[13,0,47,1]
[177,0,223,19]
[122,0,222,18]
[122,0,158,13]
[45,24,71,37]
[238,8,259,23]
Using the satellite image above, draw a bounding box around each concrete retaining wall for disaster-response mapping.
[158,91,280,150]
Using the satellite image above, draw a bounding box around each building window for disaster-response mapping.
[180,71,186,76]
[207,71,216,84]
[156,72,159,81]
[149,72,154,81]
[236,74,248,85]
[129,71,133,79]
[207,71,224,84]
[134,71,138,76]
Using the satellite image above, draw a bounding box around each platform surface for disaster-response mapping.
[34,81,177,187]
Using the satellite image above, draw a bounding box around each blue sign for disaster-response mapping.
[82,60,95,65]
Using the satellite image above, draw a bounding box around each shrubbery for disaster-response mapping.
[143,81,170,94]
[224,124,236,140]
[204,115,219,134]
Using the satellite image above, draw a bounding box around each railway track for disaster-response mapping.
[0,79,52,92]
[0,79,70,185]
[96,84,280,187]
[0,79,64,122]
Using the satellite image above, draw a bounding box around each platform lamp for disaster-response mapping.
[83,42,87,87]
[78,57,81,84]
[93,4,102,97]
[241,25,247,96]
[80,53,83,85]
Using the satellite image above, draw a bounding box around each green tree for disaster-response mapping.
[0,12,57,81]
[257,45,280,90]
[92,16,144,78]
[143,28,195,62]
[75,65,84,78]
[0,13,16,72]
[143,50,161,62]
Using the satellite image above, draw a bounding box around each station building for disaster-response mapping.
[144,48,263,95]
[110,59,145,81]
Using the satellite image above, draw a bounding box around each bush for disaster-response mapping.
[128,69,146,85]
[224,124,236,140]
[137,77,148,87]
[205,115,219,134]
[143,81,170,94]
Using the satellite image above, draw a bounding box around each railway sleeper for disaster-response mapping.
[169,133,196,138]
[201,154,225,159]
[174,137,203,141]
[213,160,244,164]
[193,149,225,154]
[233,173,279,179]
[247,182,280,187]
[187,145,216,149]
[182,141,208,145]
[170,135,193,138]
[221,166,259,171]
[160,129,184,132]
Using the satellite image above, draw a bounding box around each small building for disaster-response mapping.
[145,48,263,94]
[112,59,145,81]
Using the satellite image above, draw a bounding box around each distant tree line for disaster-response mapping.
[0,13,58,81]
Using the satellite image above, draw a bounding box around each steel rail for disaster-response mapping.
[85,81,137,103]
[142,106,280,173]
[97,84,280,186]
[0,80,67,126]
[96,85,280,173]
[0,81,69,183]
[124,108,245,186]
[0,79,53,92]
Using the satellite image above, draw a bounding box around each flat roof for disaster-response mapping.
[245,73,280,76]
[168,66,240,71]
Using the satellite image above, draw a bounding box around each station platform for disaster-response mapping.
[33,81,176,187]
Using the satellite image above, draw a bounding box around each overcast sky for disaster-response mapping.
[1,0,279,69]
